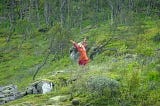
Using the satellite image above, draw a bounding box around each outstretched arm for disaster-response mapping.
[83,37,87,42]
[82,37,87,47]
[70,40,79,50]
[70,40,75,44]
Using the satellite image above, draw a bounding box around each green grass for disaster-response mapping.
[1,17,160,105]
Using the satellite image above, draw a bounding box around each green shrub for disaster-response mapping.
[86,76,120,97]
[153,32,160,42]
[128,70,140,91]
[155,64,160,73]
[148,71,159,81]
[136,43,154,56]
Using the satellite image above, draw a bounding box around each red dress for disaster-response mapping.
[73,42,89,65]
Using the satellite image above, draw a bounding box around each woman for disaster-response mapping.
[70,38,89,66]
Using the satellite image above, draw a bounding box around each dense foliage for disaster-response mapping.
[0,0,160,106]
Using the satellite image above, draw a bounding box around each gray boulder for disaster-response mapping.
[0,84,22,105]
[26,80,54,94]
[0,81,54,105]
[72,99,80,106]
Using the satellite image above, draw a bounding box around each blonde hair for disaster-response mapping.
[78,42,83,47]
[78,42,86,51]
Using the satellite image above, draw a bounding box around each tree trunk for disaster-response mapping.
[60,0,66,27]
[67,0,70,29]
[7,0,16,42]
[35,0,40,28]
[44,0,52,27]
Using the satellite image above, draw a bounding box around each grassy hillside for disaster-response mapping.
[1,15,160,106]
